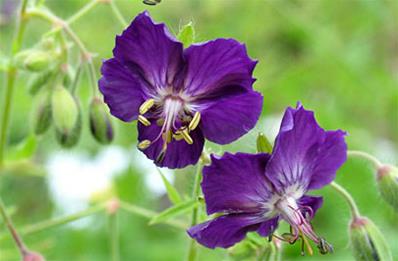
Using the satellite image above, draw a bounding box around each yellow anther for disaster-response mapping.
[138,140,151,150]
[173,132,184,141]
[180,128,193,144]
[156,118,165,126]
[138,115,151,126]
[188,111,201,131]
[162,131,172,143]
[139,99,155,115]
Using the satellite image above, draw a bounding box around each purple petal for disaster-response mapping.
[99,58,146,122]
[187,214,263,249]
[198,89,263,144]
[298,195,323,218]
[113,11,184,92]
[183,38,257,97]
[202,152,273,215]
[137,120,204,169]
[257,216,280,237]
[264,103,347,192]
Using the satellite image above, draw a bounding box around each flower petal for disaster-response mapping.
[198,89,263,144]
[99,58,146,122]
[264,103,347,192]
[113,11,184,92]
[137,120,204,169]
[257,216,280,237]
[187,214,263,249]
[183,38,257,97]
[202,152,273,215]
[298,195,323,218]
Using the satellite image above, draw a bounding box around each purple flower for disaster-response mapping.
[188,103,347,253]
[99,11,263,169]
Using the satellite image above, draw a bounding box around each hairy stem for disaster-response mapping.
[109,212,120,261]
[347,150,382,169]
[187,162,204,261]
[330,181,361,219]
[0,0,29,167]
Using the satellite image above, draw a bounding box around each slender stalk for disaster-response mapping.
[66,0,99,25]
[120,201,186,229]
[109,212,120,261]
[186,162,204,261]
[109,0,127,27]
[330,181,361,219]
[347,150,382,169]
[0,0,29,167]
[0,197,28,256]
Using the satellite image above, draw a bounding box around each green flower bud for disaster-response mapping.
[27,71,53,95]
[256,132,273,153]
[177,22,195,48]
[89,97,114,144]
[52,85,80,147]
[349,216,393,261]
[15,49,52,72]
[31,89,52,135]
[62,64,75,88]
[377,165,398,212]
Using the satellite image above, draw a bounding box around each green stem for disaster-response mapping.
[0,197,28,256]
[0,0,29,167]
[109,0,128,27]
[109,212,120,261]
[347,150,382,169]
[186,162,204,261]
[119,201,186,229]
[330,181,361,219]
[66,0,99,25]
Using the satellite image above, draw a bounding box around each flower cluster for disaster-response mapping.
[99,11,348,256]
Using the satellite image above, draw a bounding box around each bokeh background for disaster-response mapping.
[0,0,397,260]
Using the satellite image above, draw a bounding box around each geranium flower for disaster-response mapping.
[188,103,347,254]
[99,11,263,169]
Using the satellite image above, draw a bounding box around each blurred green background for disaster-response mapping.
[0,0,397,260]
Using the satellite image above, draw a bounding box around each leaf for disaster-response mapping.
[149,199,198,225]
[6,135,37,161]
[157,168,182,205]
[177,22,195,48]
[256,132,273,153]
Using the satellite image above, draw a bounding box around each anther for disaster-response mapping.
[138,140,151,149]
[162,131,172,143]
[173,132,184,141]
[139,99,155,115]
[180,127,193,144]
[156,118,164,126]
[138,115,151,126]
[188,111,201,131]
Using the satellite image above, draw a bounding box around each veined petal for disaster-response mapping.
[198,89,263,144]
[202,152,273,215]
[183,38,257,97]
[264,103,347,192]
[113,11,184,92]
[137,119,204,169]
[187,213,263,249]
[99,58,146,122]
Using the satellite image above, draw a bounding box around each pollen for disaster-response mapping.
[138,115,151,126]
[188,111,201,131]
[138,139,151,149]
[139,98,155,114]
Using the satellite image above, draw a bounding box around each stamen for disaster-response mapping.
[188,111,201,131]
[138,115,151,126]
[156,118,164,126]
[300,230,314,256]
[139,99,155,114]
[180,127,193,144]
[173,132,184,141]
[162,131,172,143]
[138,140,151,149]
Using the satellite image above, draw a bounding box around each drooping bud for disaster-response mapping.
[256,132,273,154]
[14,49,52,72]
[23,251,45,261]
[177,22,195,48]
[89,97,114,144]
[31,89,52,135]
[27,71,53,95]
[52,85,81,148]
[349,216,392,261]
[376,164,398,212]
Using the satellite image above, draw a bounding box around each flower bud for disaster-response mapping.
[89,97,114,144]
[27,71,53,95]
[32,89,52,135]
[23,251,45,261]
[177,22,195,48]
[349,216,392,261]
[52,85,81,148]
[377,164,398,212]
[62,64,75,88]
[15,49,52,72]
[256,132,273,153]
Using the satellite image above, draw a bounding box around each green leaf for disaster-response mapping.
[149,199,198,225]
[177,22,195,48]
[256,132,273,153]
[157,168,182,205]
[6,135,37,161]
